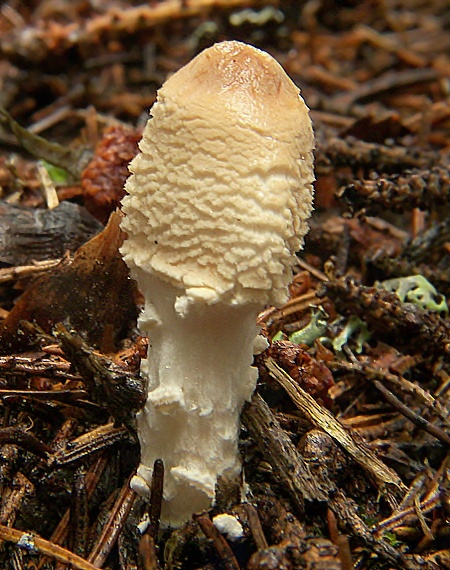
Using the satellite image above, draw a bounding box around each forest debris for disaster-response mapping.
[36,160,59,208]
[370,379,450,447]
[139,459,164,570]
[341,113,412,144]
[55,324,145,426]
[194,512,241,570]
[0,471,34,528]
[70,468,89,558]
[81,125,140,223]
[243,395,431,569]
[0,200,102,265]
[0,258,62,284]
[0,524,99,570]
[87,475,137,568]
[397,217,450,264]
[329,67,440,111]
[257,340,334,407]
[0,350,75,380]
[0,427,51,461]
[45,453,109,554]
[0,0,276,66]
[242,393,329,505]
[373,457,447,536]
[327,509,353,570]
[368,217,450,295]
[330,360,450,433]
[0,211,138,352]
[328,489,440,570]
[241,503,268,551]
[266,358,407,501]
[248,484,341,570]
[0,105,90,177]
[320,276,450,358]
[315,132,441,175]
[371,255,450,298]
[51,423,131,467]
[337,164,450,214]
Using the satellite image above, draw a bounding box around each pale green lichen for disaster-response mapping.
[379,275,448,314]
[289,306,329,346]
[332,315,371,353]
[272,330,285,342]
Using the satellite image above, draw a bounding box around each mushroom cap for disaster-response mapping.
[121,41,314,306]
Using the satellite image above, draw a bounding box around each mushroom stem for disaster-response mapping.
[131,274,259,526]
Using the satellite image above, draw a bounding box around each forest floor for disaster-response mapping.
[0,1,449,569]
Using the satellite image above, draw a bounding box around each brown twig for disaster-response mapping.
[242,393,329,506]
[194,512,241,570]
[242,504,268,550]
[139,459,164,570]
[0,259,63,284]
[45,453,109,552]
[87,475,137,567]
[51,423,130,467]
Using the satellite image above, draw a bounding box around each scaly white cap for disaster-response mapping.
[121,40,314,308]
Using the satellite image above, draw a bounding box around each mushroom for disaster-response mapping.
[120,40,314,526]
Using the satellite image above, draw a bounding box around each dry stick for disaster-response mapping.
[148,459,164,537]
[52,423,129,466]
[242,504,268,550]
[0,472,33,527]
[243,393,433,570]
[36,455,109,570]
[266,358,406,500]
[330,360,450,436]
[262,290,321,326]
[0,525,99,570]
[70,468,89,558]
[194,512,240,570]
[0,259,62,283]
[374,455,449,536]
[139,534,160,570]
[87,475,137,567]
[242,394,329,506]
[140,459,165,570]
[373,380,450,447]
[49,454,108,547]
